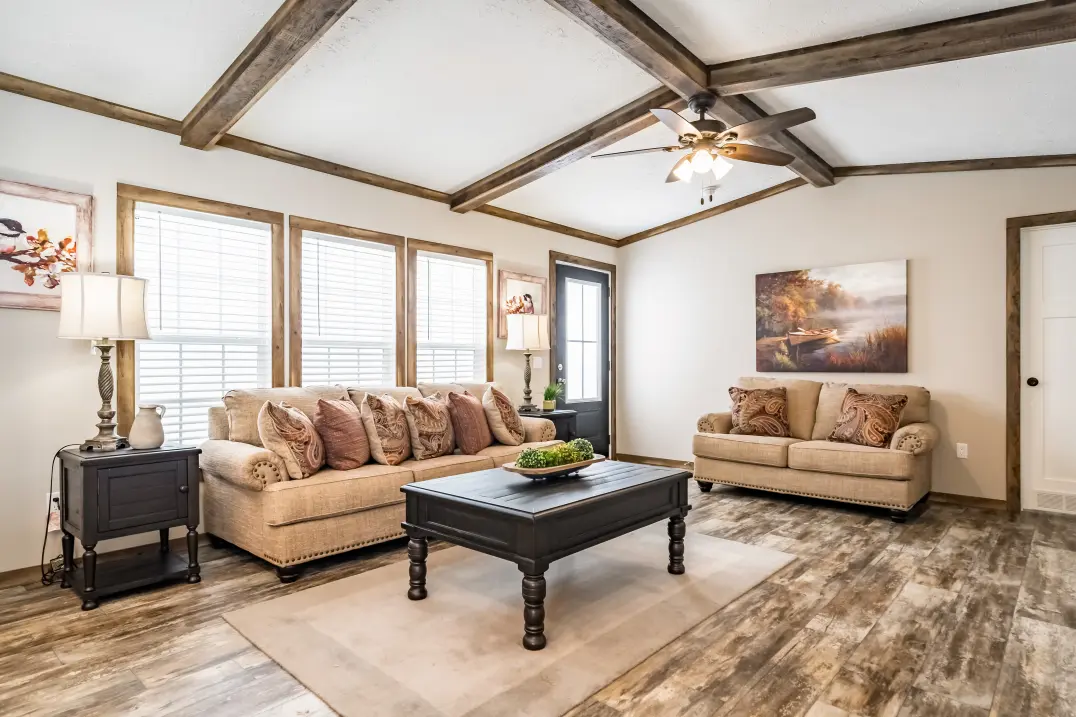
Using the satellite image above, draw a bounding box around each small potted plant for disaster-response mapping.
[542,381,564,411]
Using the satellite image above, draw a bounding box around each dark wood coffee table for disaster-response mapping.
[400,460,691,650]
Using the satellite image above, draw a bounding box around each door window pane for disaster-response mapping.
[564,277,602,402]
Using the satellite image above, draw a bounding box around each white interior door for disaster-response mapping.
[1021,222,1076,512]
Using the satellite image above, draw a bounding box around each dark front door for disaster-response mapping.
[554,262,611,456]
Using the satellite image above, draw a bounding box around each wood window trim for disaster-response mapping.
[406,238,495,386]
[287,215,406,387]
[1006,208,1076,518]
[114,183,285,435]
[549,251,617,458]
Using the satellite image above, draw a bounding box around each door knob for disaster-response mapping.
[179,485,189,493]
[557,363,563,371]
[1027,377,1040,387]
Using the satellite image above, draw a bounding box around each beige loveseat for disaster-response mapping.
[693,378,939,521]
[199,383,558,581]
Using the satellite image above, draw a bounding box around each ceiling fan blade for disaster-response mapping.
[717,143,794,166]
[592,146,681,159]
[651,108,700,138]
[718,108,816,142]
[665,155,692,183]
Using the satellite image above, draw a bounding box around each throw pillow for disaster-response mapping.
[257,401,325,480]
[728,387,791,437]
[482,386,525,446]
[359,393,412,466]
[404,393,455,460]
[828,388,909,448]
[313,398,370,470]
[447,390,493,455]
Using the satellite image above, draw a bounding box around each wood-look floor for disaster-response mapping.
[1,484,1074,717]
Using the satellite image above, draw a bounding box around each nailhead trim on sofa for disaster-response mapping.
[258,530,409,567]
[694,478,915,511]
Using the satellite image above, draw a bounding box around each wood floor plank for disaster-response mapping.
[911,523,994,593]
[897,688,990,717]
[1016,544,1076,630]
[991,616,1076,717]
[1031,513,1076,552]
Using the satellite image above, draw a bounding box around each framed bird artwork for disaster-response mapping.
[0,179,93,311]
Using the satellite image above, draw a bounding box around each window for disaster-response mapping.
[565,277,602,401]
[118,186,284,446]
[408,240,493,384]
[293,218,403,386]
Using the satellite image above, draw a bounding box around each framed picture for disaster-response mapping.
[755,259,907,373]
[0,179,93,311]
[497,270,548,339]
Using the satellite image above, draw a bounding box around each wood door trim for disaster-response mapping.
[287,216,406,386]
[549,251,617,457]
[1006,209,1076,517]
[406,239,495,385]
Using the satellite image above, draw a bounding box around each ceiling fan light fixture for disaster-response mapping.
[711,156,733,181]
[690,149,714,174]
[671,156,694,183]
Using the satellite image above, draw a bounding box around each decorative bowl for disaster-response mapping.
[502,455,606,480]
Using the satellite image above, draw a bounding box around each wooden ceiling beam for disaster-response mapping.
[543,0,834,188]
[835,155,1076,176]
[709,1,1076,94]
[449,88,684,213]
[180,0,357,149]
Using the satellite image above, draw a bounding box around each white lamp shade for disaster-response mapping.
[506,313,550,351]
[58,273,150,340]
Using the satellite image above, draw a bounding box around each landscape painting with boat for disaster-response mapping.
[755,260,907,373]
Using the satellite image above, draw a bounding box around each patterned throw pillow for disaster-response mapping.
[404,393,455,460]
[728,387,791,437]
[828,388,908,448]
[313,398,370,470]
[446,391,493,455]
[482,386,525,446]
[257,401,325,479]
[359,393,412,466]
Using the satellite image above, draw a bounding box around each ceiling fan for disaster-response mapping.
[592,92,817,188]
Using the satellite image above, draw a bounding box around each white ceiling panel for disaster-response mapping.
[491,115,797,239]
[0,0,280,119]
[232,0,659,193]
[751,43,1076,167]
[630,0,1034,64]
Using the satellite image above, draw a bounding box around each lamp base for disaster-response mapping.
[82,340,126,452]
[519,402,538,413]
[81,435,130,452]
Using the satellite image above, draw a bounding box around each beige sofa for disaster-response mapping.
[199,383,558,581]
[693,378,939,521]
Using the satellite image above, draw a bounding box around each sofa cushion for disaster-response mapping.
[787,440,915,480]
[692,433,802,468]
[736,377,821,440]
[400,454,495,481]
[347,386,422,410]
[483,386,525,446]
[828,389,909,448]
[224,386,347,446]
[418,382,497,399]
[477,440,562,466]
[258,402,325,480]
[812,382,929,440]
[313,398,370,470]
[729,387,790,437]
[262,463,414,527]
[360,394,412,466]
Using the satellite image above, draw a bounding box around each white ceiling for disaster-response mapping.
[630,0,1034,64]
[0,0,280,119]
[231,0,658,193]
[753,42,1076,166]
[491,112,797,238]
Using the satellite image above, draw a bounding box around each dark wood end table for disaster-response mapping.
[59,445,201,610]
[401,460,690,650]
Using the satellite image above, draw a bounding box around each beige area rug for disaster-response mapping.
[224,523,793,717]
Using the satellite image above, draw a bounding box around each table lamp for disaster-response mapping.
[506,313,550,412]
[58,272,150,451]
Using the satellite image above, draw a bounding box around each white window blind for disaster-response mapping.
[302,231,397,385]
[134,203,273,446]
[414,251,487,383]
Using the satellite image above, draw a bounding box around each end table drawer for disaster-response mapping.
[98,460,188,532]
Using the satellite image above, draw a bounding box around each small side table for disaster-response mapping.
[58,446,201,610]
[519,408,578,442]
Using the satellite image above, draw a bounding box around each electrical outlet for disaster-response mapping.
[533,356,544,369]
[46,492,61,533]
[956,443,969,459]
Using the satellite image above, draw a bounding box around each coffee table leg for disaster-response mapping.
[668,515,686,575]
[521,571,547,650]
[407,535,428,600]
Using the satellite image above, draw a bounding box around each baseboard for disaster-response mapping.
[617,454,695,471]
[929,491,1007,511]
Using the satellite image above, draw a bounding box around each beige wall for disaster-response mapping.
[617,168,1076,501]
[0,92,615,573]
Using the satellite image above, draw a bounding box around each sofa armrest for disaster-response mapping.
[520,416,557,443]
[199,439,286,490]
[890,422,940,455]
[697,412,733,434]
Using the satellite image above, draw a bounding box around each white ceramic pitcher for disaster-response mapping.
[129,404,167,449]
